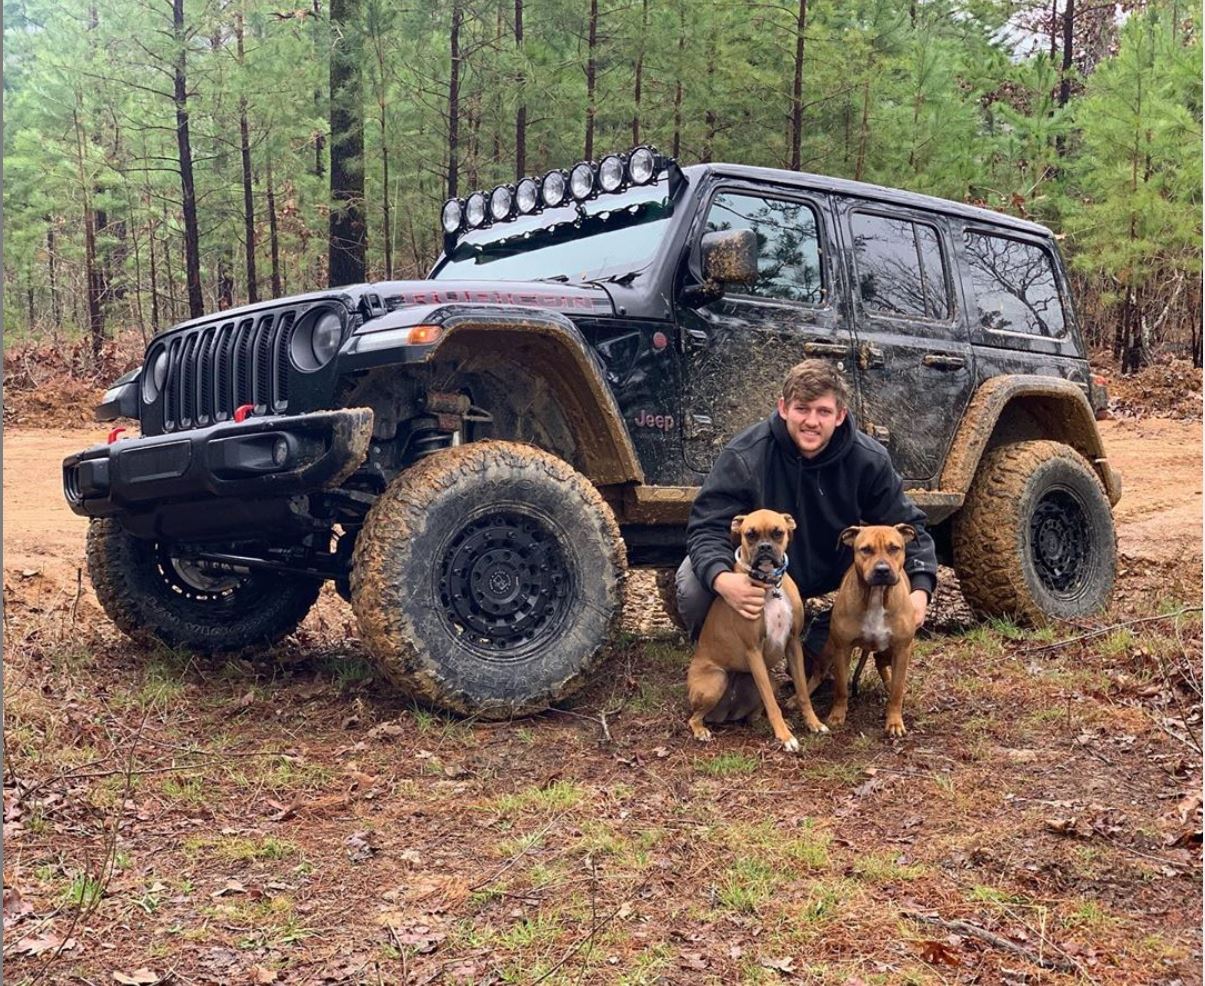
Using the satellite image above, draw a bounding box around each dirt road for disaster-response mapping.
[6,419,1200,585]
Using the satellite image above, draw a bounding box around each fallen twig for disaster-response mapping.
[1022,608,1202,655]
[468,810,568,892]
[903,910,1079,973]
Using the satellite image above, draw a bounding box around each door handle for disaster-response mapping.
[858,343,884,369]
[803,340,849,357]
[686,329,709,351]
[922,354,966,370]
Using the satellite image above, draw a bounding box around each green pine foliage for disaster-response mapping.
[2,0,1200,366]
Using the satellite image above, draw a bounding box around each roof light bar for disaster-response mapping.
[440,145,674,245]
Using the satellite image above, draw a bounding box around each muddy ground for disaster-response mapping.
[3,419,1202,985]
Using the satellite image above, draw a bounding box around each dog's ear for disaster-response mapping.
[838,525,862,548]
[781,513,796,533]
[729,515,747,543]
[894,523,917,544]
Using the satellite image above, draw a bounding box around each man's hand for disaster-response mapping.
[713,571,766,621]
[910,588,928,630]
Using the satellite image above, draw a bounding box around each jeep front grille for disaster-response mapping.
[159,308,298,431]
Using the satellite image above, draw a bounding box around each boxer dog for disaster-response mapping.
[686,510,824,752]
[816,524,918,737]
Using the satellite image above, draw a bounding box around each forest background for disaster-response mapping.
[2,0,1201,372]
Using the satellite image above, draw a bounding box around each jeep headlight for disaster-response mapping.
[143,349,169,403]
[291,308,345,371]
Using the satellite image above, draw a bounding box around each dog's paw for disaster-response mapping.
[803,720,830,735]
[826,708,847,728]
[782,736,800,754]
[691,727,714,743]
[884,718,907,738]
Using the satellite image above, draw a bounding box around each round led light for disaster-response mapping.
[441,198,462,234]
[465,192,487,228]
[628,145,656,184]
[143,348,169,403]
[598,154,624,193]
[541,170,567,208]
[311,311,344,365]
[570,162,595,200]
[490,185,513,221]
[516,177,539,214]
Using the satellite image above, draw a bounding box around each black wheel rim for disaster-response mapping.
[1029,487,1091,597]
[152,544,263,610]
[436,509,573,658]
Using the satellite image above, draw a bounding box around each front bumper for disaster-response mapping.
[63,408,373,518]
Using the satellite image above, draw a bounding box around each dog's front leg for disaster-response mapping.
[786,637,829,736]
[827,640,853,728]
[883,640,913,737]
[746,648,801,752]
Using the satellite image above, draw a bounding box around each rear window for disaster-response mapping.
[963,231,1066,337]
[850,212,951,320]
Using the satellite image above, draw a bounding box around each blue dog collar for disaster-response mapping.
[734,548,789,587]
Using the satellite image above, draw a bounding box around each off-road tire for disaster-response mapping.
[86,518,321,652]
[351,441,627,718]
[952,440,1115,624]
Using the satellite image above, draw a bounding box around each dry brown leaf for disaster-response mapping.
[3,886,34,929]
[917,939,961,966]
[212,879,246,897]
[112,968,160,985]
[759,955,797,974]
[249,965,279,983]
[15,932,74,956]
[678,951,708,970]
[1044,817,1081,836]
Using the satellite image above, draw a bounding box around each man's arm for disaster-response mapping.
[686,447,758,594]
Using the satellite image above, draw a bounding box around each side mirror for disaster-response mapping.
[701,229,758,285]
[682,229,758,308]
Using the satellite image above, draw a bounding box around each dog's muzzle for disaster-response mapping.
[869,562,899,586]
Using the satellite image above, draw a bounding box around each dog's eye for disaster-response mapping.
[771,528,783,539]
[745,531,758,541]
[859,546,874,555]
[887,544,902,553]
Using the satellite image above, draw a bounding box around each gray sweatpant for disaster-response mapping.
[673,556,830,658]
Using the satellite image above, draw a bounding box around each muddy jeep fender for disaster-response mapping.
[350,305,643,488]
[941,376,1122,505]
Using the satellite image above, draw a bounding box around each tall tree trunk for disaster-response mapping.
[702,27,717,161]
[515,0,526,179]
[447,0,462,199]
[163,205,178,325]
[585,0,598,160]
[329,0,367,287]
[218,255,235,310]
[27,265,35,331]
[73,100,105,356]
[173,0,204,318]
[854,78,871,181]
[148,219,161,331]
[46,220,62,327]
[788,0,807,171]
[266,161,282,298]
[672,2,685,159]
[1059,0,1074,106]
[236,11,258,303]
[381,111,393,278]
[631,0,647,145]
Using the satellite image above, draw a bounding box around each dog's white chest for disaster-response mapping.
[860,591,892,653]
[763,590,794,653]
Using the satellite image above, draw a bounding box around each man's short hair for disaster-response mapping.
[781,359,850,410]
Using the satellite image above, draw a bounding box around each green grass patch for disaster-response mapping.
[851,852,926,883]
[185,834,301,863]
[62,872,104,910]
[715,856,780,913]
[160,773,207,804]
[696,750,759,777]
[492,780,586,815]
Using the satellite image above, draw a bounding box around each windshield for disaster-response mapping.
[432,184,674,283]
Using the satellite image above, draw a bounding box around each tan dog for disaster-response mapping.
[815,524,917,737]
[686,510,825,751]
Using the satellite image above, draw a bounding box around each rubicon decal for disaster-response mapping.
[384,286,611,313]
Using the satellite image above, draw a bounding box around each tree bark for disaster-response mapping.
[447,0,462,199]
[788,0,807,171]
[73,100,105,356]
[46,220,61,327]
[631,0,647,145]
[148,219,161,331]
[515,0,526,179]
[854,78,871,181]
[1059,0,1074,107]
[266,161,282,298]
[236,11,258,303]
[329,0,367,287]
[585,0,598,161]
[173,0,204,318]
[672,2,685,159]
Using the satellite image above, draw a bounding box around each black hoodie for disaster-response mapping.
[686,411,938,600]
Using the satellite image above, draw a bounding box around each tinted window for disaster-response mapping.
[704,192,824,304]
[963,232,1066,337]
[850,212,950,319]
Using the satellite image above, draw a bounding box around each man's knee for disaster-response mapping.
[675,558,715,641]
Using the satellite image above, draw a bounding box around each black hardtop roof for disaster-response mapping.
[685,163,1053,238]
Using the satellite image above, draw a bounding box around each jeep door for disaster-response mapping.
[833,200,975,483]
[678,185,854,476]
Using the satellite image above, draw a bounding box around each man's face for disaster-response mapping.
[777,391,847,458]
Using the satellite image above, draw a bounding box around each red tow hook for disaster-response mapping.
[107,427,127,444]
[233,404,255,423]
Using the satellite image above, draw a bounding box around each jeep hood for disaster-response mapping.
[367,278,615,322]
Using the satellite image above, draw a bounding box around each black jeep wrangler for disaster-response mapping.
[64,146,1121,718]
